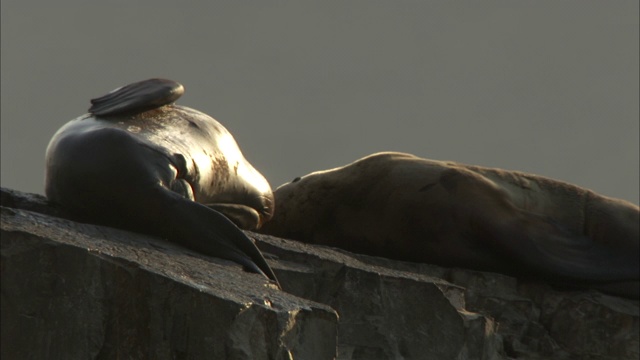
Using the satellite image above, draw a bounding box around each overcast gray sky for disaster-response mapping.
[2,1,638,205]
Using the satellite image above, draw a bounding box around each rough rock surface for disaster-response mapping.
[2,187,638,359]
[1,188,337,360]
[253,233,639,360]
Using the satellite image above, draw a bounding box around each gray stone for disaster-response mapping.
[251,233,639,360]
[1,195,337,360]
[2,187,638,359]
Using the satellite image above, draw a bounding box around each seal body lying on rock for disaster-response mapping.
[259,152,639,298]
[45,78,279,285]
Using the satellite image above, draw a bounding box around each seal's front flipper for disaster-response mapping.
[89,78,184,117]
[155,188,280,288]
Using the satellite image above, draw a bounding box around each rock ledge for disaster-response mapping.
[1,188,638,359]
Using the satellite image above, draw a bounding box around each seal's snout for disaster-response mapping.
[256,195,275,228]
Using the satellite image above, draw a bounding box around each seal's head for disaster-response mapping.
[261,152,417,241]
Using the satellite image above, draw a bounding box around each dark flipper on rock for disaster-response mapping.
[149,186,281,287]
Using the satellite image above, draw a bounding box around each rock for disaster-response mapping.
[1,190,337,360]
[252,233,494,359]
[252,233,639,360]
[2,187,638,359]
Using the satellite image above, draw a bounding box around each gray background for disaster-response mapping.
[2,1,638,205]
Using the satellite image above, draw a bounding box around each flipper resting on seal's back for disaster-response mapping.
[45,78,279,287]
[89,78,184,116]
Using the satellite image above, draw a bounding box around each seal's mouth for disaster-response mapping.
[256,196,275,220]
[256,195,274,228]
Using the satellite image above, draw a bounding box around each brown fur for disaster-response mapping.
[260,152,639,298]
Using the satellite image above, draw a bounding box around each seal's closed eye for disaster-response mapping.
[89,78,184,117]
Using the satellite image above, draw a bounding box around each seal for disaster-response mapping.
[259,152,639,298]
[45,78,279,285]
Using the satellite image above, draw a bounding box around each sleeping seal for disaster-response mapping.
[260,152,639,298]
[45,78,279,285]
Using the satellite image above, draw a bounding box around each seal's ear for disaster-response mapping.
[89,78,184,117]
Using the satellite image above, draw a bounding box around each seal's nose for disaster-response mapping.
[256,195,274,229]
